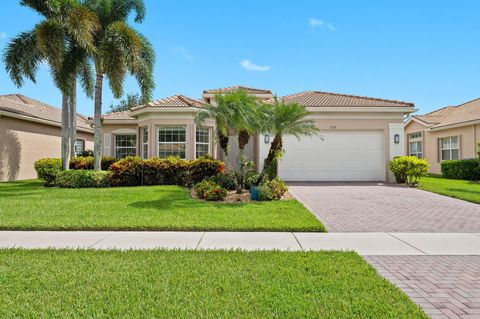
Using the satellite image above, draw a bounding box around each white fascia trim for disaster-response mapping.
[308,114,404,120]
[130,107,200,116]
[306,107,417,113]
[0,110,94,133]
[428,119,480,131]
[101,119,138,124]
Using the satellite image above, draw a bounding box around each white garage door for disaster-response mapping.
[279,130,385,181]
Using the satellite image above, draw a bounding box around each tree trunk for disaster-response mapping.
[61,94,71,171]
[237,130,251,191]
[238,130,250,150]
[94,73,103,171]
[218,133,229,158]
[262,134,283,180]
[69,80,77,158]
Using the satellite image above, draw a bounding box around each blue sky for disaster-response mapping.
[0,0,479,116]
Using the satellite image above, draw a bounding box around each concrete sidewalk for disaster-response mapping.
[0,231,479,255]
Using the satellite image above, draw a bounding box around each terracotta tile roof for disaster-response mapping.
[277,91,414,108]
[131,94,204,112]
[101,110,135,120]
[203,86,272,95]
[414,98,480,129]
[0,94,92,130]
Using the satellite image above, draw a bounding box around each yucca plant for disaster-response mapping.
[83,0,155,170]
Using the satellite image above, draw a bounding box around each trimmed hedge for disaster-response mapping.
[109,156,224,187]
[69,156,119,171]
[34,158,62,186]
[441,159,480,180]
[56,170,111,188]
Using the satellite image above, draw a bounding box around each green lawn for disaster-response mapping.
[0,249,427,319]
[419,174,480,204]
[0,180,324,231]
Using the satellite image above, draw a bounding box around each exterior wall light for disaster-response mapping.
[394,134,400,144]
[264,134,270,144]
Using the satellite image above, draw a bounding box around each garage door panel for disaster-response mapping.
[279,131,385,181]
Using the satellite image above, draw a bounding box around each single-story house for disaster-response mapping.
[0,94,94,181]
[405,98,480,174]
[98,86,415,182]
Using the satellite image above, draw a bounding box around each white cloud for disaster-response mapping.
[0,32,7,40]
[309,18,335,31]
[171,46,193,60]
[240,59,271,72]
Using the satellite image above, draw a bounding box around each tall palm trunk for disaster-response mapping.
[237,130,251,191]
[93,73,103,171]
[262,134,283,180]
[218,133,229,159]
[69,80,77,158]
[61,94,71,171]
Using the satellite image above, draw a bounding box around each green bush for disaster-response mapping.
[78,150,94,157]
[101,157,119,170]
[34,158,62,186]
[194,179,228,201]
[258,178,288,201]
[210,171,238,190]
[109,156,144,187]
[189,157,224,185]
[389,156,430,186]
[441,159,480,180]
[69,156,94,170]
[142,157,191,186]
[69,156,119,170]
[245,172,261,190]
[56,170,111,188]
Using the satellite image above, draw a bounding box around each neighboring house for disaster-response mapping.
[0,94,94,181]
[97,86,415,182]
[405,98,480,174]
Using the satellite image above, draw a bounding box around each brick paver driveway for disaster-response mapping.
[288,182,480,232]
[366,256,480,319]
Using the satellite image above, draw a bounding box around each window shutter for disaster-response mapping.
[104,134,111,157]
[437,138,441,163]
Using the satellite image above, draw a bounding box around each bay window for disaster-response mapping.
[196,127,210,158]
[115,134,137,158]
[158,126,186,158]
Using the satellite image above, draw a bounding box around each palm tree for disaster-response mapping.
[261,97,319,180]
[83,0,155,170]
[3,0,98,169]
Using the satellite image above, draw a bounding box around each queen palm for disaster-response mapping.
[3,0,98,169]
[83,0,155,170]
[261,97,319,180]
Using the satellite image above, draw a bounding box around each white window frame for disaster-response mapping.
[141,127,149,159]
[408,132,423,158]
[157,126,187,159]
[74,138,85,156]
[440,136,460,161]
[195,127,210,159]
[114,133,137,158]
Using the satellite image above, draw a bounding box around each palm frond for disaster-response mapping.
[20,0,62,18]
[2,30,43,87]
[111,0,145,23]
[65,4,100,54]
[35,19,65,70]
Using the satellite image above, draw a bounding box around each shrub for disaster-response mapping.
[109,156,144,186]
[78,150,94,157]
[69,156,119,170]
[441,159,480,180]
[189,157,224,185]
[101,156,119,170]
[34,158,62,186]
[245,172,261,190]
[389,156,430,186]
[258,185,276,201]
[69,156,94,170]
[142,157,192,186]
[56,170,111,188]
[210,171,238,190]
[194,179,228,201]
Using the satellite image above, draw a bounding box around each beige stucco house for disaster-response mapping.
[98,86,415,182]
[0,94,93,181]
[405,98,480,174]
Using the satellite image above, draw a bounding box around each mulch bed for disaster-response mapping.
[191,189,293,203]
